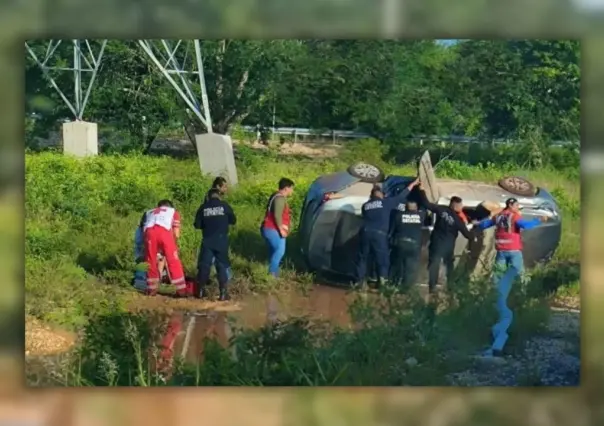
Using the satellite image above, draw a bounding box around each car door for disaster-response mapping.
[415,151,441,284]
[418,150,439,204]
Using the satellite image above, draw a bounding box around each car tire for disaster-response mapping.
[346,163,385,183]
[498,176,537,197]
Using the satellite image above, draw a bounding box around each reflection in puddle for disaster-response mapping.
[162,285,357,363]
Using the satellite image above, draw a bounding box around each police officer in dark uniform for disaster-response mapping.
[194,188,237,301]
[356,178,419,288]
[389,200,426,291]
[418,184,475,294]
[204,176,228,203]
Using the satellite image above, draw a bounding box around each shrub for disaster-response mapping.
[24,142,579,331]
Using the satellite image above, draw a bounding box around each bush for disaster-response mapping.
[24,141,579,386]
[24,142,579,330]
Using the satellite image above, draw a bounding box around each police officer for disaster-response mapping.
[418,184,475,294]
[194,188,237,301]
[204,176,228,203]
[356,178,419,288]
[202,176,233,280]
[389,200,426,291]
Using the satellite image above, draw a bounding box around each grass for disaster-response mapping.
[24,139,580,386]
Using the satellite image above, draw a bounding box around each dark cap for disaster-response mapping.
[505,197,519,207]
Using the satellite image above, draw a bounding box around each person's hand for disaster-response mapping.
[471,219,479,225]
[539,215,549,222]
[280,225,289,237]
[411,177,420,186]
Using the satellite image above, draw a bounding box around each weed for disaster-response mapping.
[24,141,579,385]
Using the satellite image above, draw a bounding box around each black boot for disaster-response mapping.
[218,288,230,301]
[197,286,208,299]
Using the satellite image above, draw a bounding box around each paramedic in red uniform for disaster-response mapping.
[475,197,548,358]
[143,200,189,297]
[260,178,295,277]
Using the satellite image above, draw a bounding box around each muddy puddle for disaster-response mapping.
[161,285,357,363]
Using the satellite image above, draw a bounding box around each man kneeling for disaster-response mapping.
[143,200,190,297]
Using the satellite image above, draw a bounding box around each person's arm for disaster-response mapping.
[172,210,181,239]
[475,217,495,230]
[453,213,474,240]
[226,203,237,226]
[516,217,546,230]
[400,178,420,200]
[324,192,343,201]
[194,205,204,230]
[417,188,442,213]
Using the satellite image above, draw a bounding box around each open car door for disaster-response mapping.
[418,150,439,203]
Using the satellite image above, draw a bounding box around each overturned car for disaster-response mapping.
[299,151,562,284]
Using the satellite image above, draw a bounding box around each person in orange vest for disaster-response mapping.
[260,177,295,277]
[143,200,190,297]
[457,209,469,224]
[474,197,548,358]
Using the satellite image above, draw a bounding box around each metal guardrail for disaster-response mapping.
[238,126,576,146]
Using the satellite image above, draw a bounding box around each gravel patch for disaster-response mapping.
[447,311,580,386]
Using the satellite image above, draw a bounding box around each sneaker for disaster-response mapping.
[473,348,506,363]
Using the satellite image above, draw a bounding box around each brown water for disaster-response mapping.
[163,285,359,363]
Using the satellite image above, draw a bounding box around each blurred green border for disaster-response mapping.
[0,0,600,422]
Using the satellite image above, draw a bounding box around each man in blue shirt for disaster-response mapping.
[355,178,419,288]
[474,198,548,358]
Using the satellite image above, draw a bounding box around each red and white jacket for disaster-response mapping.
[144,207,181,232]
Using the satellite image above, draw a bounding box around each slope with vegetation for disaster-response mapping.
[24,39,580,386]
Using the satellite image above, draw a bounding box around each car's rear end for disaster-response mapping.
[299,172,373,276]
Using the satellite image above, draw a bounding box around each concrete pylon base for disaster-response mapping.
[195,133,239,185]
[62,121,99,157]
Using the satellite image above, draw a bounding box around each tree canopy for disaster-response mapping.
[25,39,580,149]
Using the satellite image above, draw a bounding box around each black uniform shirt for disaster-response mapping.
[194,198,237,243]
[361,197,400,233]
[418,190,473,245]
[390,208,426,244]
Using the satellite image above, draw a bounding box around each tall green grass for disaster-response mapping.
[25,140,580,386]
[25,140,579,329]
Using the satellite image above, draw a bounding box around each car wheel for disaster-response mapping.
[498,176,537,197]
[346,163,385,183]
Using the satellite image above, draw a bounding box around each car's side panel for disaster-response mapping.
[302,170,562,284]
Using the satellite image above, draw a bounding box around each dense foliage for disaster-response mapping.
[25,142,579,329]
[24,143,579,386]
[24,39,580,386]
[25,40,580,149]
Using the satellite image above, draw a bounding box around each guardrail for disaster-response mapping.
[238,126,575,146]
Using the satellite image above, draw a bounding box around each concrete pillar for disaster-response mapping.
[194,133,238,185]
[62,121,98,157]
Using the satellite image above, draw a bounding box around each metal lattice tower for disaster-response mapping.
[25,39,214,133]
[25,40,107,120]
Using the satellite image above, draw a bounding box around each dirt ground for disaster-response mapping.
[244,140,342,158]
[150,137,344,159]
[25,316,77,357]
